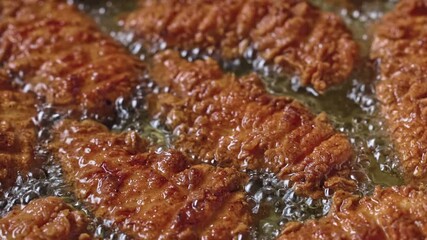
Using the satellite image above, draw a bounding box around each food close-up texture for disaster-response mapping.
[0,197,92,239]
[371,0,427,183]
[279,186,427,239]
[0,0,144,122]
[125,0,358,92]
[147,50,355,199]
[1,0,427,239]
[0,72,38,194]
[50,119,252,239]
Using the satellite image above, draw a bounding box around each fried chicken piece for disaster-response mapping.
[0,197,92,240]
[147,51,354,198]
[0,73,38,193]
[0,0,144,122]
[279,186,427,239]
[125,0,357,92]
[371,0,427,182]
[50,119,251,240]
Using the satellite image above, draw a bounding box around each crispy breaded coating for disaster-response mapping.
[147,51,354,198]
[50,119,251,240]
[0,0,144,121]
[0,197,92,240]
[279,186,427,239]
[0,73,38,193]
[371,0,427,182]
[125,0,357,92]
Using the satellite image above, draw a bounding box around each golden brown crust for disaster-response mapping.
[371,0,427,182]
[0,0,144,121]
[125,0,357,92]
[0,73,38,193]
[0,197,92,240]
[147,50,354,198]
[50,119,252,240]
[278,186,427,240]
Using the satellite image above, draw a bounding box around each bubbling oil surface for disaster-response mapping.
[0,1,403,240]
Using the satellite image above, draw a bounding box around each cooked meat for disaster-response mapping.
[146,50,355,198]
[0,0,144,122]
[371,0,427,182]
[0,197,92,240]
[124,0,358,92]
[50,119,251,240]
[279,186,427,239]
[0,73,38,193]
